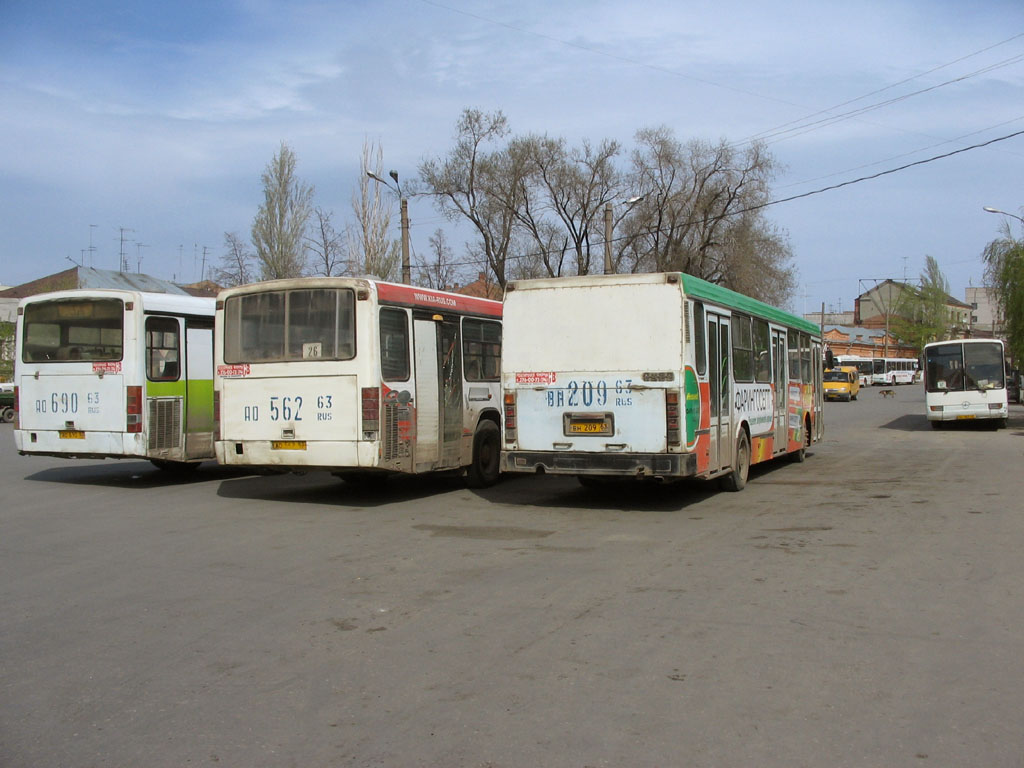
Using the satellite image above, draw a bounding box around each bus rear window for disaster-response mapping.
[224,288,355,363]
[22,298,124,362]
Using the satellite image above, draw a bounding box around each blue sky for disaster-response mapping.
[2,0,1023,313]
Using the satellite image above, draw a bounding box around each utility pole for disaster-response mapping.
[604,202,613,274]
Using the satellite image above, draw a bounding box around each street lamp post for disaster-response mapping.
[367,170,411,284]
[983,206,1024,226]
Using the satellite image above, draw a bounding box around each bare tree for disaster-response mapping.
[419,109,528,288]
[414,229,466,290]
[251,141,314,280]
[349,140,400,280]
[513,135,621,277]
[305,207,346,277]
[212,231,256,287]
[620,128,792,302]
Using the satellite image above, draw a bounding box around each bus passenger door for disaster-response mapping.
[707,313,731,475]
[772,330,787,454]
[413,319,440,469]
[413,318,463,471]
[438,321,463,469]
[185,319,215,460]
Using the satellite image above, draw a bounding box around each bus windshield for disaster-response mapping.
[21,298,124,363]
[224,287,356,363]
[926,342,1005,392]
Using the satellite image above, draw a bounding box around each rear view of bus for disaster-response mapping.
[214,278,503,486]
[500,273,823,491]
[924,339,1008,428]
[14,290,216,467]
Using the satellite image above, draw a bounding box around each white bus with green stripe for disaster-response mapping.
[13,290,216,470]
[500,272,824,491]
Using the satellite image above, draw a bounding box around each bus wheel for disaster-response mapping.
[466,420,501,488]
[1,407,13,423]
[720,431,750,492]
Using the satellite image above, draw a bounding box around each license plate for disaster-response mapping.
[956,415,975,420]
[59,430,86,439]
[569,422,610,434]
[271,440,307,450]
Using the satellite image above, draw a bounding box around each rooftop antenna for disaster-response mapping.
[135,243,148,273]
[88,224,97,266]
[118,227,135,272]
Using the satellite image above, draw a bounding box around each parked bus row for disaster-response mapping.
[10,272,825,492]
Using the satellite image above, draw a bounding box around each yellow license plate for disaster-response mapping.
[271,440,307,450]
[570,422,609,434]
[59,430,86,439]
[956,415,975,420]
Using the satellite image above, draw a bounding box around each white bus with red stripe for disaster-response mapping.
[214,278,503,486]
[500,273,824,491]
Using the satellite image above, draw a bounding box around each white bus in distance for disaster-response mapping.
[215,277,503,486]
[923,338,1008,428]
[501,272,824,492]
[13,289,216,469]
[871,356,919,386]
[833,355,873,388]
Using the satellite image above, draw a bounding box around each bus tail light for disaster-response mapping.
[12,385,19,429]
[504,392,517,442]
[126,386,143,433]
[213,390,220,441]
[666,389,681,446]
[361,387,380,434]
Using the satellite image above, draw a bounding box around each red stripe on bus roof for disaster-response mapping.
[375,282,502,317]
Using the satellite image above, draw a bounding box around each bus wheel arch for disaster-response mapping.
[720,425,750,492]
[466,417,501,488]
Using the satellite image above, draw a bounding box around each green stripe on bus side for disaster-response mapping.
[146,380,187,398]
[145,379,214,433]
[678,273,820,336]
[187,379,214,433]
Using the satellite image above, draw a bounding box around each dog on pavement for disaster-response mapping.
[879,388,895,398]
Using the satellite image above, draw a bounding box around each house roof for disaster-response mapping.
[0,267,189,299]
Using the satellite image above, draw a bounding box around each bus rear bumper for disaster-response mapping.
[501,450,696,478]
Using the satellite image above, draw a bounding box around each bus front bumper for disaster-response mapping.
[501,450,696,478]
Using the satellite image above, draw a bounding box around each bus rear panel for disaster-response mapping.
[501,273,823,489]
[14,290,215,465]
[215,278,503,484]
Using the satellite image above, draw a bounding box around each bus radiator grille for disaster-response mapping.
[148,397,182,450]
[381,403,411,461]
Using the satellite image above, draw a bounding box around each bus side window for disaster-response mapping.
[753,318,771,383]
[146,316,180,381]
[788,329,801,381]
[462,318,501,382]
[379,308,410,381]
[693,302,706,376]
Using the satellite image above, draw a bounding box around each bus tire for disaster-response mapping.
[466,420,500,488]
[1,407,13,423]
[720,431,750,492]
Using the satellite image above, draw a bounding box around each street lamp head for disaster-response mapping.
[367,171,383,182]
[625,195,644,205]
[389,170,399,184]
[983,206,1002,214]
